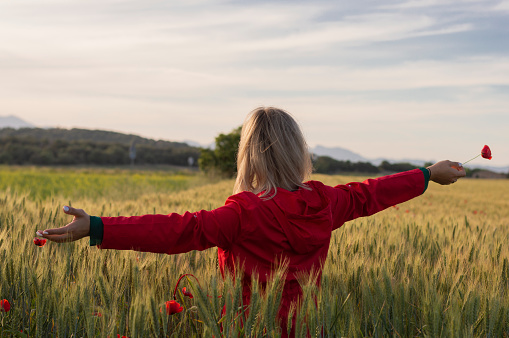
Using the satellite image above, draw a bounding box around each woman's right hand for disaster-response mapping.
[427,160,466,185]
[36,206,90,243]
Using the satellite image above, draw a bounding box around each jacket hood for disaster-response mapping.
[269,181,333,254]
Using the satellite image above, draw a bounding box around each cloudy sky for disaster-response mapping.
[1,0,508,166]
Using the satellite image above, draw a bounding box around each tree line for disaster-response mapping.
[1,127,503,178]
[312,156,423,174]
[0,128,200,166]
[0,127,192,147]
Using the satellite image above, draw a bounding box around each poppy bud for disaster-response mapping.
[0,299,10,312]
[182,287,194,298]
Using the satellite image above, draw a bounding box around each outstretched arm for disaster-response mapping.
[97,206,240,254]
[328,160,465,229]
[37,203,243,254]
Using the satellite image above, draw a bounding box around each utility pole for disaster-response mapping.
[129,141,136,167]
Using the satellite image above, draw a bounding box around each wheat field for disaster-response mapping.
[0,166,508,337]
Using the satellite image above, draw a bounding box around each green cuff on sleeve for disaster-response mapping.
[419,167,430,194]
[89,216,104,246]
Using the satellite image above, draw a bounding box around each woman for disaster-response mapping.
[37,107,465,336]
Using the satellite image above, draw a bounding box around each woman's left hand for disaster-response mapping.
[36,206,90,243]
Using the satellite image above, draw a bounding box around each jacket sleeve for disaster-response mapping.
[97,202,242,254]
[327,168,429,230]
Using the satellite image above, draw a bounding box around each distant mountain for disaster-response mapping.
[182,139,215,149]
[311,145,367,162]
[0,115,35,129]
[312,145,431,165]
[467,164,509,174]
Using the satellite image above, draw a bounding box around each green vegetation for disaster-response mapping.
[0,168,508,337]
[0,127,192,147]
[313,157,431,175]
[199,127,241,177]
[313,156,380,174]
[0,128,200,166]
[0,166,205,201]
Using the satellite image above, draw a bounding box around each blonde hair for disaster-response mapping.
[233,107,313,198]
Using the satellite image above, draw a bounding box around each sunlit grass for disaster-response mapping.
[0,168,507,336]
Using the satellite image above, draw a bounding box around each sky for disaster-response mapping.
[0,0,508,167]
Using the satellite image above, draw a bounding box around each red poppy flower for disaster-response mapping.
[165,300,183,315]
[182,287,194,299]
[33,238,47,247]
[0,299,10,312]
[93,311,102,317]
[463,145,493,165]
[481,145,492,160]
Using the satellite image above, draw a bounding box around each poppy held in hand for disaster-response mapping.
[0,299,10,312]
[182,287,194,299]
[33,238,47,247]
[481,145,492,160]
[165,300,183,315]
[461,145,493,166]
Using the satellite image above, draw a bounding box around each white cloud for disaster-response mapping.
[492,0,509,10]
[384,0,487,9]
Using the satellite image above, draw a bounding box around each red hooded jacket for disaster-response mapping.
[97,169,428,335]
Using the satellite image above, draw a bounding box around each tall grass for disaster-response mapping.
[0,168,507,336]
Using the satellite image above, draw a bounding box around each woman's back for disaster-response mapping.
[220,180,335,337]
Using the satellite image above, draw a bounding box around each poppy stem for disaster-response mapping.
[462,153,481,166]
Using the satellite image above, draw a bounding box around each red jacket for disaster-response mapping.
[98,169,427,334]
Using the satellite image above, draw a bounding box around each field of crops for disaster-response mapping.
[0,166,508,337]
